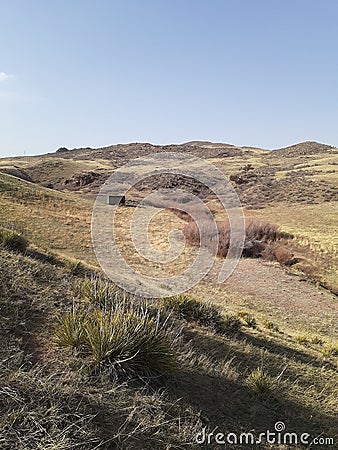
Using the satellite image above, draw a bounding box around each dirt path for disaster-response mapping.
[193,258,337,337]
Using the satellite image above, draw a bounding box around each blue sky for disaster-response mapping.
[0,0,337,157]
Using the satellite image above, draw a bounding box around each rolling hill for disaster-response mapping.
[0,140,337,449]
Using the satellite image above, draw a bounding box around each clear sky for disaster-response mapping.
[0,0,337,157]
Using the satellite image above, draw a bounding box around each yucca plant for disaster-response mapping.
[162,294,222,327]
[295,335,308,345]
[216,314,241,335]
[162,295,241,336]
[54,305,88,350]
[238,311,257,328]
[322,342,338,357]
[83,308,177,377]
[64,258,85,275]
[246,367,273,394]
[76,277,113,305]
[55,295,178,379]
[0,227,28,252]
[263,320,279,332]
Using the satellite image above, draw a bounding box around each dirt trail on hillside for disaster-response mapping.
[198,258,337,337]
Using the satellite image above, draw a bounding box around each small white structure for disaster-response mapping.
[106,195,126,206]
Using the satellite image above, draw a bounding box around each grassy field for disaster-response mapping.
[0,172,95,263]
[0,246,337,449]
[245,202,338,292]
[0,141,337,448]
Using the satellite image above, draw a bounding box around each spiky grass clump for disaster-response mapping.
[322,342,338,357]
[309,335,323,345]
[295,335,309,345]
[76,277,112,304]
[64,258,85,275]
[0,227,28,252]
[246,367,273,395]
[54,306,87,349]
[162,295,221,326]
[161,295,241,335]
[216,314,242,335]
[263,320,279,332]
[238,311,257,328]
[74,276,125,308]
[55,296,178,379]
[83,308,177,377]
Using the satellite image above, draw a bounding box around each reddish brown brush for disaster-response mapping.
[245,219,282,242]
[263,245,296,266]
[183,215,291,260]
[169,208,192,222]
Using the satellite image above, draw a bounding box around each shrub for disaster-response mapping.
[0,227,28,252]
[245,219,282,242]
[246,368,273,394]
[182,217,291,260]
[263,244,296,266]
[55,296,178,379]
[263,320,279,332]
[64,258,85,275]
[161,295,241,335]
[322,342,338,357]
[238,311,257,328]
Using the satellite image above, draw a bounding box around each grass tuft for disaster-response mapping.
[263,320,280,332]
[246,367,273,395]
[161,294,241,335]
[0,227,28,252]
[54,305,88,349]
[322,342,338,357]
[238,311,257,328]
[64,258,85,275]
[55,295,178,379]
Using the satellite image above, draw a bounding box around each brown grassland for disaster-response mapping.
[0,141,337,449]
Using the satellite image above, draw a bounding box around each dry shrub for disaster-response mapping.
[263,245,296,266]
[216,221,231,257]
[242,240,266,258]
[273,246,295,265]
[183,219,218,252]
[245,219,282,242]
[169,208,192,222]
[183,216,289,260]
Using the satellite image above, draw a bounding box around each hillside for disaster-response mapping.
[1,141,336,202]
[0,245,337,449]
[0,140,337,448]
[0,140,337,291]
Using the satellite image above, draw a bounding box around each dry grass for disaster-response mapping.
[245,202,338,292]
[0,172,95,264]
[1,246,338,448]
[0,142,337,448]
